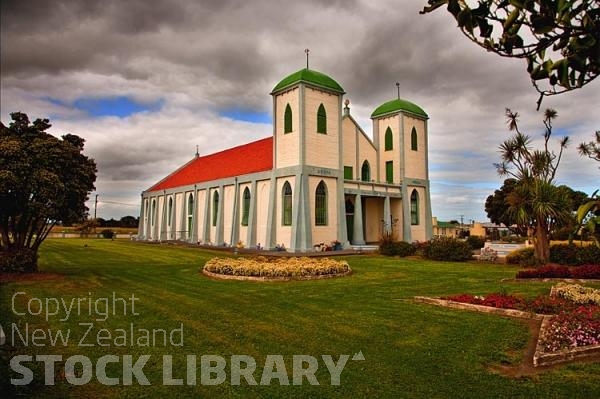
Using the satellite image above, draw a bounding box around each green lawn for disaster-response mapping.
[1,239,599,398]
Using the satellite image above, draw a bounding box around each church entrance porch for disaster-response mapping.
[344,192,403,245]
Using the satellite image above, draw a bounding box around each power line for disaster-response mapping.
[99,200,139,207]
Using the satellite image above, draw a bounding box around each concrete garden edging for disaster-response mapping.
[413,296,600,368]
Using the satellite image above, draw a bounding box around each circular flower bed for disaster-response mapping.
[202,256,351,281]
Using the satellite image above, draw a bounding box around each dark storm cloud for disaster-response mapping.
[1,0,597,220]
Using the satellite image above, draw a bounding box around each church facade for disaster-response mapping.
[137,68,433,251]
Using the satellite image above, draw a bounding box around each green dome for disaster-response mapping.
[371,98,428,119]
[272,68,344,94]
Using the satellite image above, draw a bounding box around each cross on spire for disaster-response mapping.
[305,48,310,69]
[396,82,400,99]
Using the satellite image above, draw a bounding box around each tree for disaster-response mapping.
[420,1,600,109]
[120,215,139,228]
[576,132,600,246]
[484,178,528,234]
[578,130,600,164]
[0,112,97,272]
[494,108,572,263]
[575,190,600,246]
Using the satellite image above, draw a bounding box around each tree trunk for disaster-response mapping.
[533,218,550,264]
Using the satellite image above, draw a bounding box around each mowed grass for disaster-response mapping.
[0,239,599,398]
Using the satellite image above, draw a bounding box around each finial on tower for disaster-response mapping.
[195,145,199,158]
[305,48,310,69]
[396,82,400,99]
[343,99,350,116]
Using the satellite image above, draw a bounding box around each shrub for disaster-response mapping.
[539,305,600,352]
[554,283,600,305]
[466,235,486,250]
[505,247,536,266]
[516,264,571,279]
[526,295,576,314]
[478,246,498,263]
[379,241,415,257]
[203,256,350,278]
[577,245,600,265]
[411,241,430,257]
[0,248,38,272]
[571,265,600,279]
[423,237,472,261]
[100,229,115,239]
[480,293,525,309]
[549,244,579,265]
[551,226,575,241]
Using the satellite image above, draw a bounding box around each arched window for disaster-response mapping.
[187,194,194,238]
[385,161,394,183]
[361,160,371,182]
[167,197,173,226]
[212,191,219,227]
[315,181,327,226]
[282,182,292,226]
[317,103,327,134]
[411,127,418,151]
[410,189,419,225]
[284,104,292,134]
[241,187,250,226]
[384,127,393,151]
[151,199,156,226]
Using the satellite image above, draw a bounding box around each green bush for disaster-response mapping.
[100,229,115,239]
[551,226,575,241]
[505,247,537,266]
[466,235,486,250]
[577,245,600,265]
[549,244,580,265]
[423,237,472,261]
[547,244,600,266]
[379,241,415,257]
[0,248,38,272]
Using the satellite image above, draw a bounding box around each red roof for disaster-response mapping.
[147,137,273,192]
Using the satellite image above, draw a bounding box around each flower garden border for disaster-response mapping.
[413,296,600,368]
[202,267,353,281]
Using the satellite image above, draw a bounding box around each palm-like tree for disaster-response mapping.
[495,108,571,264]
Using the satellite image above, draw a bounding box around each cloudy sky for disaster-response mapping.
[2,0,598,223]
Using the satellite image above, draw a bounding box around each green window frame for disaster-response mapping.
[282,182,292,226]
[384,127,393,151]
[361,161,370,182]
[212,191,219,227]
[385,161,394,184]
[284,104,293,134]
[344,166,353,180]
[315,181,327,226]
[317,103,327,134]
[241,187,250,226]
[410,189,419,225]
[411,127,418,151]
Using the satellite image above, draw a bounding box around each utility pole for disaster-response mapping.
[94,194,98,220]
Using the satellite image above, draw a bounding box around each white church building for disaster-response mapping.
[137,67,433,251]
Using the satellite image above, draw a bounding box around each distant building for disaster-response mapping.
[432,218,461,238]
[432,217,510,241]
[138,66,433,251]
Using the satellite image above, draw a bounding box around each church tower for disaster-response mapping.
[371,96,433,242]
[268,63,347,251]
